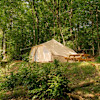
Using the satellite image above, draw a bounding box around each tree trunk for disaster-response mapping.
[0,30,2,57]
[2,30,6,61]
[53,0,55,36]
[75,27,78,51]
[44,0,56,36]
[96,7,100,56]
[32,1,36,45]
[57,0,65,45]
[60,27,65,45]
[92,21,94,56]
[69,0,73,40]
[21,18,23,45]
[68,0,74,48]
[33,0,39,45]
[90,11,95,56]
[77,23,81,51]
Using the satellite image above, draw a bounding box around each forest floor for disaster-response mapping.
[0,61,100,100]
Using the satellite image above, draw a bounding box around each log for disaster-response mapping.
[71,80,95,90]
[67,93,84,100]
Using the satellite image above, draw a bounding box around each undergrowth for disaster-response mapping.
[1,60,71,100]
[0,61,99,100]
[96,56,100,62]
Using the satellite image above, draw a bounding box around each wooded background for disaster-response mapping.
[0,0,100,60]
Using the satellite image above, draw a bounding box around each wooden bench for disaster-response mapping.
[76,58,94,62]
[64,57,74,61]
[64,53,94,62]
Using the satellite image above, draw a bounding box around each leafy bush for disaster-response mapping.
[2,62,71,99]
[54,59,59,68]
[96,56,100,62]
[21,53,29,62]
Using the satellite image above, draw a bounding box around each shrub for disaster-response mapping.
[54,59,59,68]
[21,52,29,62]
[2,63,71,99]
[96,56,100,62]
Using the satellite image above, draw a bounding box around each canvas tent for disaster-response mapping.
[29,39,77,62]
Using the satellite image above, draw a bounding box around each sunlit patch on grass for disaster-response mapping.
[78,62,91,67]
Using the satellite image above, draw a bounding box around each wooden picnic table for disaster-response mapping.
[69,53,89,58]
[65,53,93,62]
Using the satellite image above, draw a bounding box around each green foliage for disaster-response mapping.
[53,59,59,68]
[21,52,29,62]
[0,0,100,59]
[66,41,74,49]
[96,56,100,62]
[4,72,17,89]
[2,63,71,99]
[0,61,99,100]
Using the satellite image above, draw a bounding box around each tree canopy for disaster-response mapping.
[0,0,100,60]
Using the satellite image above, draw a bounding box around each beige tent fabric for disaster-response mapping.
[29,46,37,61]
[43,39,77,57]
[29,39,77,62]
[29,45,52,62]
[35,45,52,62]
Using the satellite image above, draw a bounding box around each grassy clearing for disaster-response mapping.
[65,62,98,86]
[65,62,100,100]
[0,61,100,100]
